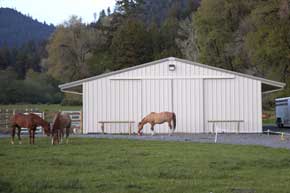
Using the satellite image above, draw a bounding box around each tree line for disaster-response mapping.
[0,0,289,107]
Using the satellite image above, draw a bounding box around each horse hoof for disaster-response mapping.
[19,141,22,145]
[11,141,14,145]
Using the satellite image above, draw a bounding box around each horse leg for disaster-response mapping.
[51,130,56,145]
[59,129,62,144]
[168,121,173,136]
[11,126,16,145]
[60,128,64,144]
[32,129,35,144]
[150,124,155,136]
[66,127,70,144]
[57,130,60,144]
[55,130,58,144]
[51,132,54,145]
[17,126,22,144]
[29,129,32,144]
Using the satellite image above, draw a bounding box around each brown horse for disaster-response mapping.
[138,112,176,136]
[10,113,50,144]
[51,112,71,145]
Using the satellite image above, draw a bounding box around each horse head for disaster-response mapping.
[137,122,143,135]
[43,122,51,136]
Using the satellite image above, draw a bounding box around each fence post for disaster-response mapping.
[42,111,45,136]
[5,109,9,129]
[281,132,285,141]
[80,110,83,134]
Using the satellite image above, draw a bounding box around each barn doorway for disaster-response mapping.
[141,79,172,133]
[140,78,204,134]
[173,79,204,133]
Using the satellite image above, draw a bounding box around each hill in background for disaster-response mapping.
[0,8,55,47]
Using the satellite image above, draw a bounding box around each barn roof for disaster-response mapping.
[59,57,285,94]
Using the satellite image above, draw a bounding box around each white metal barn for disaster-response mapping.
[59,57,285,134]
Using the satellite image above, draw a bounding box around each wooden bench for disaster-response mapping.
[98,121,135,135]
[208,120,244,133]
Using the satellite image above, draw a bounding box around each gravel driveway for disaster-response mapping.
[1,125,290,149]
[82,133,290,149]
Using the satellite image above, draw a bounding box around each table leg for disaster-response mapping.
[101,123,105,134]
[129,123,132,135]
[212,123,215,133]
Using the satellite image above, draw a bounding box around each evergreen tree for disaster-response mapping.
[110,18,152,69]
[0,44,10,69]
[99,9,106,20]
[107,7,111,16]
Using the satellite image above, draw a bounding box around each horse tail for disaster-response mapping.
[172,113,176,130]
[66,121,71,137]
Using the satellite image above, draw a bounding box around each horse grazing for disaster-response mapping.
[10,113,50,144]
[138,112,176,136]
[51,112,71,145]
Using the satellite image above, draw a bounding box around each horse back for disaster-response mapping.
[150,112,175,124]
[52,113,71,130]
[10,113,34,128]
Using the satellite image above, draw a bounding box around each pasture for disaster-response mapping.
[1,137,290,193]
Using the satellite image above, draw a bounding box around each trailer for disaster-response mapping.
[275,97,290,128]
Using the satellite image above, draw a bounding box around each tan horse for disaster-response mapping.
[51,112,71,145]
[138,112,176,136]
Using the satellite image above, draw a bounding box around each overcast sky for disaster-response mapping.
[0,0,116,25]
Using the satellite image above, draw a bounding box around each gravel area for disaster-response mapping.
[1,125,290,149]
[79,133,290,149]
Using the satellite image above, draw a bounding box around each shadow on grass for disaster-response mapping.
[0,178,13,193]
[29,178,84,192]
[158,167,193,180]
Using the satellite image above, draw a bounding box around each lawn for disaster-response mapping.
[1,138,290,193]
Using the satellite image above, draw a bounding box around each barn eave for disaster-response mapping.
[59,57,285,94]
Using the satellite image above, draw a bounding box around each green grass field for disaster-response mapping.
[1,138,290,193]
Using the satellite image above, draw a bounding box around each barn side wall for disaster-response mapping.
[82,60,262,134]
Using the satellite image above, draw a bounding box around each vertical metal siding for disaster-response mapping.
[204,77,262,133]
[82,60,262,134]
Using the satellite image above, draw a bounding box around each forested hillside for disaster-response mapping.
[0,8,55,47]
[0,0,289,107]
[141,0,200,24]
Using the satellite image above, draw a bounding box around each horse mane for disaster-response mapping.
[28,113,48,127]
[140,117,146,124]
